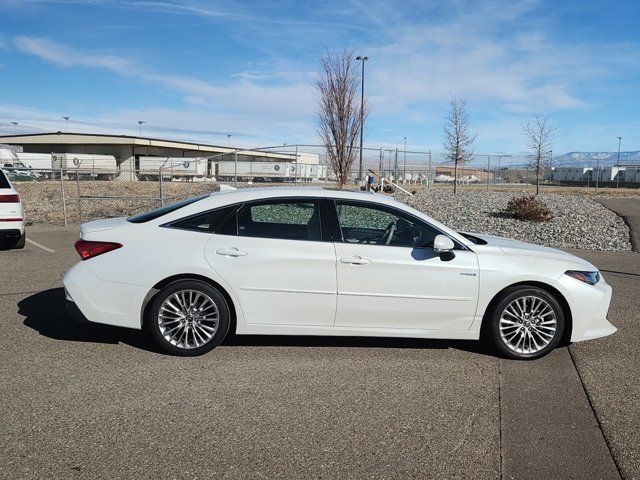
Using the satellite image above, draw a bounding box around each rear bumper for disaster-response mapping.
[63,261,149,330]
[64,294,91,324]
[0,222,24,237]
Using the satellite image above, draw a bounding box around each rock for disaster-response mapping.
[397,190,632,252]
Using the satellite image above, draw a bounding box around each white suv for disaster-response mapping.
[0,169,25,249]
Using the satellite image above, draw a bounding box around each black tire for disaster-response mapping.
[488,286,564,360]
[146,280,231,356]
[14,233,26,249]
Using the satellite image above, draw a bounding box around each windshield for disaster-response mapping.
[127,194,209,223]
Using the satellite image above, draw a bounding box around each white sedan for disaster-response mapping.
[63,187,615,359]
[0,169,25,249]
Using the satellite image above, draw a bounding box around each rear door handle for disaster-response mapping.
[215,247,247,257]
[340,255,371,265]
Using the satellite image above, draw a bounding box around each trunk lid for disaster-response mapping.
[80,217,128,237]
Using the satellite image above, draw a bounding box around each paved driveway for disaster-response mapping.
[1,226,638,479]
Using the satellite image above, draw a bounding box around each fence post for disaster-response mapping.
[59,155,68,227]
[76,169,82,223]
[394,148,398,181]
[379,148,383,190]
[294,144,298,185]
[159,165,164,207]
[487,156,490,191]
[427,151,432,190]
[234,151,238,187]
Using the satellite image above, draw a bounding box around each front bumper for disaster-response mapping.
[557,274,616,342]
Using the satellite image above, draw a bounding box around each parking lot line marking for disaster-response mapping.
[26,238,55,253]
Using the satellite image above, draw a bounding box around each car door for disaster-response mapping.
[204,198,337,326]
[332,200,479,331]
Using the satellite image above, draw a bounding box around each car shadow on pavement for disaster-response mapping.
[19,288,495,357]
[19,288,160,353]
[224,334,494,356]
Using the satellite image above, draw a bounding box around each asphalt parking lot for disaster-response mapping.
[1,226,639,479]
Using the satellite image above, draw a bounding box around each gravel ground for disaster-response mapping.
[400,190,632,252]
[15,180,217,224]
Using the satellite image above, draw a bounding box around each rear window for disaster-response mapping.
[127,194,208,223]
[168,205,237,233]
[0,170,10,189]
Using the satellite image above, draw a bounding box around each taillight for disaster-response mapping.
[0,194,20,203]
[74,240,122,260]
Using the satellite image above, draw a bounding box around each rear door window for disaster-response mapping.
[231,199,322,241]
[169,205,237,233]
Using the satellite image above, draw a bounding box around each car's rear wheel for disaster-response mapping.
[489,286,564,360]
[147,280,230,356]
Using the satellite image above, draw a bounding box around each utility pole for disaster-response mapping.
[356,56,369,182]
[137,120,146,137]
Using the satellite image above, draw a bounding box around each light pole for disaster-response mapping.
[137,120,146,137]
[227,134,232,147]
[356,55,368,182]
[616,136,622,188]
[403,136,407,184]
[10,121,18,132]
[62,116,69,130]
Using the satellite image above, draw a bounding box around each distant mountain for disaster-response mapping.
[556,151,640,167]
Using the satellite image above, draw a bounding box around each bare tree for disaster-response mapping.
[315,50,366,188]
[522,116,555,194]
[442,97,476,193]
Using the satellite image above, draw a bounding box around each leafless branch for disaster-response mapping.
[522,116,556,194]
[442,96,476,193]
[314,49,367,188]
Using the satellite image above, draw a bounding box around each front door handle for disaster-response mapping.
[216,247,247,257]
[340,255,371,265]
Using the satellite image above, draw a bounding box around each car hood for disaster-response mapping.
[80,217,128,236]
[466,232,597,269]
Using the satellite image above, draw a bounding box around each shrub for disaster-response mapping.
[504,195,553,222]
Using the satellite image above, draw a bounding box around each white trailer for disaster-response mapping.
[137,157,208,181]
[623,167,640,183]
[14,152,54,170]
[52,153,118,180]
[216,161,292,181]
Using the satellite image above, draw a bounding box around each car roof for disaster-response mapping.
[205,186,404,208]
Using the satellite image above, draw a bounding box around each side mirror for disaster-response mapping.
[433,234,455,254]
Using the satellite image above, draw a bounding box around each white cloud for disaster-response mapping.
[14,36,131,72]
[12,36,314,126]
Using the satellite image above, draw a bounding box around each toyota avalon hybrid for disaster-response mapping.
[63,187,615,359]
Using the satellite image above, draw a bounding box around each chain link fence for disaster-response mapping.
[3,146,640,225]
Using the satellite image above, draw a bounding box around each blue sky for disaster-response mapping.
[0,0,639,156]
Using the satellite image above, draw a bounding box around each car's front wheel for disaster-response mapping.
[488,286,565,360]
[147,280,230,356]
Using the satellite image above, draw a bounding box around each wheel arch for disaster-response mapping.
[480,281,573,346]
[140,273,237,334]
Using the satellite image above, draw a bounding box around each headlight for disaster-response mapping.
[565,270,600,285]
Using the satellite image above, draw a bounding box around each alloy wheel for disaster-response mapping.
[157,289,219,349]
[499,295,558,355]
